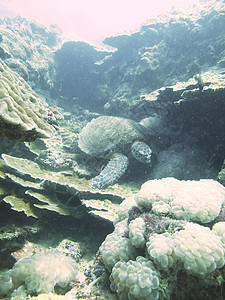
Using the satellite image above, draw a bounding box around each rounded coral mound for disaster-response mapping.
[147,223,225,275]
[0,251,78,297]
[110,256,160,300]
[100,178,225,299]
[135,178,225,223]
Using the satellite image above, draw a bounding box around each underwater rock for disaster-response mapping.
[0,16,61,89]
[99,177,225,299]
[54,41,112,110]
[101,69,225,181]
[218,159,225,186]
[102,1,225,106]
[0,59,62,142]
[0,225,40,269]
[151,143,217,180]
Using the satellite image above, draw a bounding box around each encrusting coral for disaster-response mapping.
[100,177,225,299]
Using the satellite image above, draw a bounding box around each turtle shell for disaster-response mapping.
[78,116,146,157]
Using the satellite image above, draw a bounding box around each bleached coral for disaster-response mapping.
[110,256,160,300]
[114,195,137,224]
[100,220,137,271]
[213,222,225,244]
[10,286,27,300]
[100,178,225,299]
[147,233,175,270]
[147,223,225,275]
[129,217,146,248]
[0,251,77,297]
[135,178,225,223]
[0,271,13,296]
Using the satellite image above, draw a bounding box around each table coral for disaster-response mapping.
[0,153,127,221]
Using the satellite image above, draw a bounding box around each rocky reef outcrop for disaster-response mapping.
[0,1,225,299]
[0,16,61,90]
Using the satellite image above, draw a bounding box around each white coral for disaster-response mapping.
[110,256,160,300]
[135,178,225,223]
[100,221,137,271]
[10,251,77,294]
[129,217,146,248]
[114,195,137,224]
[213,222,225,244]
[147,223,225,275]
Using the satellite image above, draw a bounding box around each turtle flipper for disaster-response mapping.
[92,154,129,189]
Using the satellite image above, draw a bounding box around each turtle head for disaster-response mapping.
[131,141,152,163]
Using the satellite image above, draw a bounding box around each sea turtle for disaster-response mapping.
[78,115,152,189]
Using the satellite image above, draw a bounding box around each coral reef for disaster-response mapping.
[135,177,225,223]
[0,2,225,299]
[0,16,61,90]
[0,250,78,297]
[0,58,62,142]
[0,151,131,222]
[0,238,115,300]
[110,257,160,300]
[100,178,225,299]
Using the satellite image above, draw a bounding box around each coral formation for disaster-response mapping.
[0,152,129,222]
[0,16,61,89]
[100,219,138,272]
[110,256,160,300]
[100,177,225,299]
[135,177,225,223]
[1,3,225,299]
[0,250,78,297]
[0,58,61,141]
[147,223,224,274]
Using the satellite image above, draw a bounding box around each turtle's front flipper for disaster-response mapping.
[92,154,129,189]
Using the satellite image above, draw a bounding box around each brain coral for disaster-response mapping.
[100,177,225,299]
[0,58,61,141]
